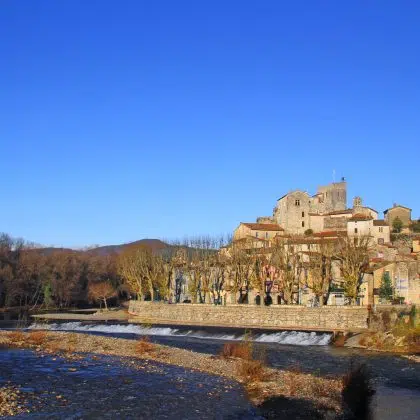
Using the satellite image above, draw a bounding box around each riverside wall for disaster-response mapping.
[128,301,369,331]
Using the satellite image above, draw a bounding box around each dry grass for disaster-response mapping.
[283,364,302,396]
[220,342,252,360]
[135,336,154,354]
[28,330,47,346]
[46,340,61,353]
[8,330,25,343]
[236,359,267,382]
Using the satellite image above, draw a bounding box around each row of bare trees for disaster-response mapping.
[0,231,371,309]
[0,233,122,309]
[117,235,371,306]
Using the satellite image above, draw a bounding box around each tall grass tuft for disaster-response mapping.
[220,342,252,360]
[135,336,154,354]
[28,330,47,346]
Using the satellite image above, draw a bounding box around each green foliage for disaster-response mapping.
[304,229,313,236]
[379,272,393,302]
[392,217,403,233]
[43,283,53,308]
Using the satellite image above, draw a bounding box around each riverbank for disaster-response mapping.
[1,330,344,418]
[31,308,129,322]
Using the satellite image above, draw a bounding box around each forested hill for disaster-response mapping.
[85,239,169,256]
[36,239,170,256]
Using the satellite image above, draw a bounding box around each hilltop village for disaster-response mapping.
[231,180,420,306]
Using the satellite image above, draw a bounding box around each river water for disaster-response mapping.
[2,321,420,419]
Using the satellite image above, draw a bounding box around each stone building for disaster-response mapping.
[272,180,347,234]
[347,215,390,245]
[384,204,412,228]
[233,222,284,242]
[361,259,420,305]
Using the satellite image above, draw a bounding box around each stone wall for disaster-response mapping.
[324,216,348,230]
[128,301,369,331]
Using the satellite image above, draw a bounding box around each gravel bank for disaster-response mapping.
[1,330,343,418]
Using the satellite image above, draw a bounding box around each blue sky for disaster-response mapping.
[1,1,419,247]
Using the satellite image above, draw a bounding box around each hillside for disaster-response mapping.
[85,239,170,256]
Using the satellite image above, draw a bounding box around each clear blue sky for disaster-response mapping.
[1,1,419,247]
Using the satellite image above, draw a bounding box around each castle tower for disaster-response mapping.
[353,196,363,214]
[316,179,347,213]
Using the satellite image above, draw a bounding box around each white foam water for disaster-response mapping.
[28,322,332,346]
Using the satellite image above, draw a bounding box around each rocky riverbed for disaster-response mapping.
[0,330,343,419]
[0,348,256,419]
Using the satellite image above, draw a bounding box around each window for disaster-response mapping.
[302,211,305,217]
[295,199,300,206]
[378,238,384,245]
[354,228,358,234]
[265,232,268,239]
[379,227,383,233]
[302,221,305,227]
[256,232,259,238]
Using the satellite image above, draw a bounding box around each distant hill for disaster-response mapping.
[85,239,170,256]
[30,239,171,257]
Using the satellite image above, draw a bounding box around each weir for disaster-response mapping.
[128,301,369,332]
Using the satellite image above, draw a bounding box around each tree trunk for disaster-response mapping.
[103,298,108,311]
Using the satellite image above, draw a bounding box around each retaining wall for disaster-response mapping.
[128,301,369,331]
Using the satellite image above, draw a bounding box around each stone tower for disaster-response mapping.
[316,179,347,213]
[353,196,363,213]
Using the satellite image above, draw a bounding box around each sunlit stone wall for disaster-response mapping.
[128,301,369,331]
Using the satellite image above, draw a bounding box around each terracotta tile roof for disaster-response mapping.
[313,231,347,237]
[286,237,338,245]
[242,223,284,231]
[326,209,353,215]
[373,220,388,226]
[349,214,373,221]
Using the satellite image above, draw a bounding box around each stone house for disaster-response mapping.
[384,204,412,228]
[361,259,420,305]
[347,215,390,245]
[233,222,284,242]
[273,181,347,234]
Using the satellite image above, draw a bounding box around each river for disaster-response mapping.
[2,321,420,419]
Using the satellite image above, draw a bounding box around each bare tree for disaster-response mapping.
[269,238,303,304]
[186,236,217,303]
[336,236,370,305]
[305,240,336,306]
[227,239,256,303]
[118,245,146,300]
[88,281,117,310]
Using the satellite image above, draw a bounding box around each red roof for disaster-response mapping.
[242,223,284,231]
[349,214,373,221]
[373,220,388,226]
[313,230,347,237]
[326,209,353,216]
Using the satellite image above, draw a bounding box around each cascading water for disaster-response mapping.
[28,322,332,346]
